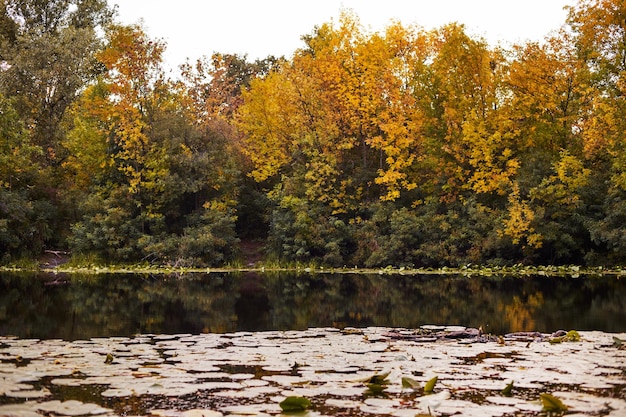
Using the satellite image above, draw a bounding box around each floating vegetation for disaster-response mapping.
[401,376,421,390]
[549,330,581,344]
[540,393,569,413]
[501,380,514,397]
[17,261,626,278]
[424,376,438,393]
[363,371,391,396]
[0,327,625,416]
[279,396,311,412]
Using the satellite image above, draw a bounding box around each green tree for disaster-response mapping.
[67,24,240,266]
[0,94,50,260]
[0,0,112,159]
[0,0,113,256]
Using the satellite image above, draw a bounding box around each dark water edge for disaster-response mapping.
[0,271,624,340]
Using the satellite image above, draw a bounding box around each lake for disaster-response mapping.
[1,271,625,340]
[2,271,625,416]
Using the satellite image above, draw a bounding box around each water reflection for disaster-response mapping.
[0,271,624,340]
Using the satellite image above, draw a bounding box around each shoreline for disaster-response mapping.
[3,263,626,278]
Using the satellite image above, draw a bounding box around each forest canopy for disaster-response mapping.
[2,0,626,268]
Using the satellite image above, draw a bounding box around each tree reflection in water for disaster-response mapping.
[0,271,624,340]
[235,273,270,331]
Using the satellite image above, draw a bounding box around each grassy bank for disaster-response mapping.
[2,256,625,278]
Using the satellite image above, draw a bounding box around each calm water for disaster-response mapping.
[1,271,624,340]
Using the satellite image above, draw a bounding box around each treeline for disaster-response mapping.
[2,0,626,268]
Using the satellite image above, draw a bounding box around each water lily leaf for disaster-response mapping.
[0,403,41,417]
[6,388,51,398]
[181,410,223,417]
[363,372,391,397]
[540,393,568,412]
[101,388,133,397]
[401,376,421,389]
[551,330,581,344]
[279,396,311,412]
[367,371,390,385]
[37,400,112,416]
[365,383,387,396]
[501,381,514,397]
[424,376,438,393]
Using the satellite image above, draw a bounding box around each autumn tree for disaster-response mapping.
[237,15,509,265]
[483,31,593,261]
[238,13,399,263]
[180,53,281,240]
[67,24,239,265]
[5,0,626,268]
[181,53,280,123]
[566,0,626,263]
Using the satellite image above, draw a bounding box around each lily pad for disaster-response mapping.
[262,374,306,386]
[101,388,134,397]
[220,402,278,416]
[181,410,224,417]
[363,398,401,408]
[214,386,280,398]
[401,376,421,390]
[324,399,360,409]
[424,375,438,393]
[540,393,568,412]
[37,400,112,416]
[0,402,42,417]
[5,387,51,398]
[279,396,311,412]
[501,380,514,396]
[50,378,86,386]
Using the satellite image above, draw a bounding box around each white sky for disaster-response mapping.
[109,0,573,75]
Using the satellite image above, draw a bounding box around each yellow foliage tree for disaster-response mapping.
[61,83,111,192]
[505,34,591,155]
[462,112,520,196]
[426,23,504,202]
[238,71,300,183]
[500,182,543,249]
[530,150,591,210]
[94,24,169,198]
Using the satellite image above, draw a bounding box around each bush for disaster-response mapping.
[267,196,354,267]
[0,188,53,262]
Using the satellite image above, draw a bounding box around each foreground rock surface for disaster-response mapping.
[0,326,624,416]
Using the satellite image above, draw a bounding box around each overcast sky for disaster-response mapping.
[109,0,573,75]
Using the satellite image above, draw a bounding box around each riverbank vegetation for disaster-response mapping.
[3,0,626,269]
